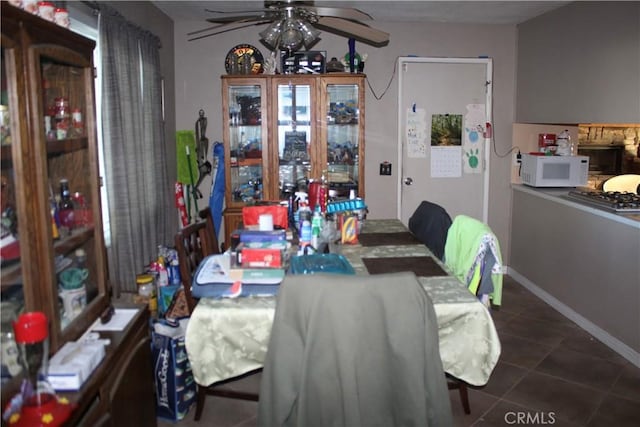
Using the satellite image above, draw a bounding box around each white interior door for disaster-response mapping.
[397,57,492,225]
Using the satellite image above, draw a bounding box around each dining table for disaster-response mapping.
[184,219,501,389]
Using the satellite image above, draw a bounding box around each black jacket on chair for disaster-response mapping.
[408,201,452,261]
[257,272,453,427]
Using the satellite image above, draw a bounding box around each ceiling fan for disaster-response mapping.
[187,0,390,50]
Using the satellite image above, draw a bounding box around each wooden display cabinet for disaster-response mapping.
[221,74,366,247]
[1,4,155,424]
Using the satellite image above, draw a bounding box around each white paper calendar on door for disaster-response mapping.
[431,146,462,177]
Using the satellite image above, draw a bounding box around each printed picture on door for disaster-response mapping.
[430,113,463,178]
[431,114,462,146]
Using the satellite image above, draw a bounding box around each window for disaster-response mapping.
[68,5,111,246]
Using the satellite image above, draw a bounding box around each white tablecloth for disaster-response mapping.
[185,219,501,387]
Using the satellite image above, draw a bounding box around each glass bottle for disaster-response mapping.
[58,179,74,233]
[242,53,252,75]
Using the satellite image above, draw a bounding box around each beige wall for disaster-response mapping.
[171,19,518,261]
[516,1,640,123]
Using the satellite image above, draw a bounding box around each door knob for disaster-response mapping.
[404,177,413,185]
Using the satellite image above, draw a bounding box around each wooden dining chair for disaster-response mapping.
[175,208,220,313]
[408,200,452,260]
[174,208,260,421]
[442,214,505,415]
[258,272,453,426]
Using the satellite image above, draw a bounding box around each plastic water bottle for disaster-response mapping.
[300,220,312,245]
[311,207,323,248]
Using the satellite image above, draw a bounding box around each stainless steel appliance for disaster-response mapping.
[566,189,640,213]
[577,144,624,176]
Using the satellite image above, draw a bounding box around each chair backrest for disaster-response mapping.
[175,208,220,313]
[258,272,453,427]
[602,174,640,193]
[408,200,452,260]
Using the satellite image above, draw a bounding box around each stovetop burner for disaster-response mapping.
[567,190,640,213]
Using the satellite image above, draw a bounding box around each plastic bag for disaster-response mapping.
[151,319,196,421]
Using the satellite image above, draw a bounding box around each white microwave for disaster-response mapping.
[521,154,589,187]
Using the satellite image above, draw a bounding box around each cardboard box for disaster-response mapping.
[240,246,284,268]
[48,341,106,391]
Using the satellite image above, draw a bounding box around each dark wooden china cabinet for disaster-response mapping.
[1,4,155,425]
[221,74,366,247]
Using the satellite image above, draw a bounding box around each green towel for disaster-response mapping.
[176,130,198,184]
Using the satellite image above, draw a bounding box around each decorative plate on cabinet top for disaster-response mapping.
[225,44,264,75]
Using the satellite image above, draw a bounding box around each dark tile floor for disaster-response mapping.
[159,276,640,426]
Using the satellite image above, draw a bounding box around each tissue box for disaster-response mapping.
[48,341,106,391]
[237,242,288,268]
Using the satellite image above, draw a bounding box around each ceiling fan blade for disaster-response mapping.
[188,21,271,41]
[206,14,272,24]
[205,8,270,15]
[301,6,373,21]
[316,17,389,47]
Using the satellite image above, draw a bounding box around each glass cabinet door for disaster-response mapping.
[1,4,108,359]
[1,44,25,384]
[325,83,360,198]
[37,48,103,335]
[276,81,314,199]
[226,83,266,205]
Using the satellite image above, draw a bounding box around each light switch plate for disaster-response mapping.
[379,162,392,175]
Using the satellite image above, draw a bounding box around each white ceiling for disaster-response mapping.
[152,1,571,25]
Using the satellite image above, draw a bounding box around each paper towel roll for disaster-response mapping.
[259,214,274,231]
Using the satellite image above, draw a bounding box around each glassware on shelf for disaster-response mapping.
[1,301,22,383]
[69,108,83,137]
[53,97,70,140]
[57,179,74,234]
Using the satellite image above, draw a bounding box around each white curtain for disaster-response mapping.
[99,6,172,294]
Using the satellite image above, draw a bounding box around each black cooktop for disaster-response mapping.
[566,190,640,213]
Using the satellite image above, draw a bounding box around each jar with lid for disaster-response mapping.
[73,248,87,269]
[54,97,69,119]
[136,274,157,312]
[54,7,70,28]
[37,1,55,21]
[22,0,39,14]
[70,108,83,137]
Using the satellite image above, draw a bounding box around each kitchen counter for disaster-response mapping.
[512,185,640,226]
[509,184,640,367]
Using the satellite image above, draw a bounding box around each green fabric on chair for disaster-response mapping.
[444,215,503,306]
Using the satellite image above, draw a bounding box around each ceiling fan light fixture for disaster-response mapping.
[279,18,304,51]
[297,20,320,47]
[259,20,284,48]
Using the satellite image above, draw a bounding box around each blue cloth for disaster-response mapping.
[209,142,225,241]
